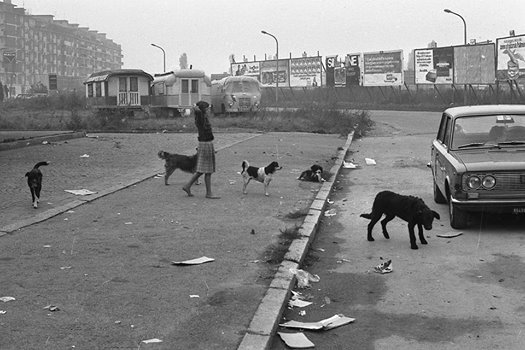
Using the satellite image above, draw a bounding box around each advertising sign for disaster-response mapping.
[259,59,289,87]
[454,43,495,85]
[3,52,16,64]
[231,62,260,77]
[363,50,403,86]
[344,54,361,86]
[414,47,454,84]
[289,57,322,87]
[496,34,525,82]
[325,56,337,87]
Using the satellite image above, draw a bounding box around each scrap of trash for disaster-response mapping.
[142,338,163,344]
[288,291,313,309]
[279,314,355,331]
[0,296,15,303]
[437,232,463,238]
[278,332,314,348]
[324,209,336,217]
[171,256,215,265]
[289,268,320,288]
[365,158,376,165]
[343,160,358,169]
[64,189,97,196]
[374,259,392,274]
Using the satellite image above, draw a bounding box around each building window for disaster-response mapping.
[95,82,102,97]
[87,83,93,97]
[119,77,127,92]
[129,77,138,92]
[191,79,199,93]
[181,79,189,93]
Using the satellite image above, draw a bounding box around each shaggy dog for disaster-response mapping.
[298,164,325,182]
[360,190,440,250]
[241,160,282,196]
[158,151,199,185]
[25,161,49,208]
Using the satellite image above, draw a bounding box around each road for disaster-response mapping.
[271,110,525,350]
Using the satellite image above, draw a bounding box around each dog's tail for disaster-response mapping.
[33,161,49,169]
[360,213,372,219]
[241,160,249,173]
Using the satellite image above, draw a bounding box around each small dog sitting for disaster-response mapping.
[158,151,199,185]
[25,161,49,208]
[298,164,325,182]
[241,160,282,196]
[360,190,440,250]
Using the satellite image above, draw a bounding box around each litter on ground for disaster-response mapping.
[343,161,358,169]
[365,158,377,165]
[171,256,215,265]
[278,332,314,349]
[290,268,320,288]
[324,209,336,217]
[279,314,355,331]
[437,232,463,238]
[374,259,393,274]
[142,338,163,344]
[65,189,97,196]
[0,297,15,302]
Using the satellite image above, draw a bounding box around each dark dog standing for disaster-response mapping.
[25,161,49,208]
[241,160,282,196]
[360,190,440,249]
[158,151,198,185]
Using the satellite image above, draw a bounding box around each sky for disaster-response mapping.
[15,0,525,75]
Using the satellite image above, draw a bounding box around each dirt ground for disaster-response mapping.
[0,131,348,350]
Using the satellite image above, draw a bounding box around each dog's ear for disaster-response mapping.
[25,172,29,177]
[432,210,440,220]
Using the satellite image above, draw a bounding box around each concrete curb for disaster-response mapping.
[0,131,86,151]
[237,131,354,350]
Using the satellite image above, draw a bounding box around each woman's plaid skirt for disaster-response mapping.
[196,141,216,174]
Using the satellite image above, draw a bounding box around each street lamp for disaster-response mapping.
[444,9,468,105]
[444,9,467,45]
[261,30,279,103]
[151,43,166,73]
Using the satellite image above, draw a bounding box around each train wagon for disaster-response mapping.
[150,69,211,116]
[211,75,261,115]
[83,69,153,110]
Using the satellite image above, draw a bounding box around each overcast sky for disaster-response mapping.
[16,0,525,75]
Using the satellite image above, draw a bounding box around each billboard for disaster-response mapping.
[325,56,337,87]
[232,62,260,77]
[363,50,403,86]
[414,47,454,84]
[454,43,495,85]
[289,56,322,87]
[496,34,525,82]
[344,54,361,86]
[259,59,289,87]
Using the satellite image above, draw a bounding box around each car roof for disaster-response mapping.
[445,104,525,118]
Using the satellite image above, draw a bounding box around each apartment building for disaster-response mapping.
[0,0,122,97]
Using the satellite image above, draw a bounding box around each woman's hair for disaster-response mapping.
[196,101,209,112]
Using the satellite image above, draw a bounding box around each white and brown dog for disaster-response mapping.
[241,160,282,196]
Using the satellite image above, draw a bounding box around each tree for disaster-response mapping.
[179,53,188,69]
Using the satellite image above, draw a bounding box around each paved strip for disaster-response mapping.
[237,132,354,350]
[0,133,262,236]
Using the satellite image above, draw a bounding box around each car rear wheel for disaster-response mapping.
[433,181,447,204]
[448,197,468,229]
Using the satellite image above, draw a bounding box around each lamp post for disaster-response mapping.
[150,43,166,73]
[444,9,467,45]
[261,30,279,103]
[444,9,468,105]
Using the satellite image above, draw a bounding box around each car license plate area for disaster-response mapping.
[513,207,525,214]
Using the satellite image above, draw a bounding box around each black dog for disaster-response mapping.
[158,151,198,185]
[360,190,440,250]
[298,164,325,182]
[25,161,49,208]
[241,160,282,196]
